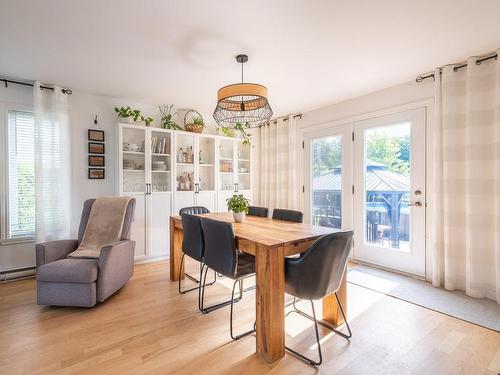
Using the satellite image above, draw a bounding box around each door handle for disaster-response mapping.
[408,201,422,207]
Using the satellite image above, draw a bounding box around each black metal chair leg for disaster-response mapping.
[288,294,352,339]
[285,300,323,366]
[230,278,256,340]
[199,266,243,314]
[178,254,199,294]
[179,255,216,295]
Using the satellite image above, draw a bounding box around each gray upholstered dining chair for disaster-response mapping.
[35,198,136,308]
[177,206,215,292]
[248,206,269,217]
[178,213,216,298]
[284,231,353,366]
[199,217,256,340]
[272,208,304,223]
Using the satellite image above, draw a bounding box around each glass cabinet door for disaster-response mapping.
[236,141,251,191]
[198,136,215,192]
[175,133,195,192]
[219,138,235,192]
[150,130,172,193]
[122,127,146,193]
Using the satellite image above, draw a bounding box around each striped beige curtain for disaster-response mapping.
[259,115,298,214]
[431,50,500,303]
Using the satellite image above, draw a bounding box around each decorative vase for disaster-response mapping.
[233,211,246,223]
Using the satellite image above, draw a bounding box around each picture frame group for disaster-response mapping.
[88,128,105,179]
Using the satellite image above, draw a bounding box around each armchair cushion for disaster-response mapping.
[37,258,98,283]
[36,239,79,268]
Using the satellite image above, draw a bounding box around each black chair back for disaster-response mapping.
[285,231,353,300]
[181,213,205,262]
[248,206,269,218]
[179,206,210,215]
[272,208,303,223]
[200,217,237,277]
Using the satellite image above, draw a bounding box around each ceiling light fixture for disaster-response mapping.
[213,54,273,129]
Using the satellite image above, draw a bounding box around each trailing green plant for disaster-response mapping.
[159,104,182,130]
[226,194,250,213]
[217,122,252,145]
[115,106,153,126]
[142,116,154,127]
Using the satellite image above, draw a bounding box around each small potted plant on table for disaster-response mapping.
[227,194,250,223]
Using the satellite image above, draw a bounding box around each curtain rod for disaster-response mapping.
[1,78,73,94]
[259,113,302,127]
[416,51,498,83]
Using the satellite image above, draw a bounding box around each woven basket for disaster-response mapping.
[184,110,205,133]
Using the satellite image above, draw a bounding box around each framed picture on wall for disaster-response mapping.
[88,168,105,179]
[88,129,105,142]
[88,155,105,167]
[88,142,105,154]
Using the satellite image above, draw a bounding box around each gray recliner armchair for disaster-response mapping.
[36,198,136,307]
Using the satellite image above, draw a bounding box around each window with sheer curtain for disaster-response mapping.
[6,110,36,238]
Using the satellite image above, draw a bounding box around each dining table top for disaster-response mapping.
[171,212,337,249]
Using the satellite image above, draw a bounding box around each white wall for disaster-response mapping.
[0,84,162,272]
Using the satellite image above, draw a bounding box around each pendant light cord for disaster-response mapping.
[241,59,244,83]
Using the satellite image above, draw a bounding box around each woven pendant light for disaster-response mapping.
[213,54,273,128]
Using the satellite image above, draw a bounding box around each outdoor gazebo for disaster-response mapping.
[312,160,409,248]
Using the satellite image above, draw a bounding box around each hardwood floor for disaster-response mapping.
[0,260,499,374]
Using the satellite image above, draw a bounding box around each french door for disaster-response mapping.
[304,107,426,277]
[353,108,426,276]
[304,124,353,231]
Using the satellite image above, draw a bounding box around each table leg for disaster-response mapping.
[322,270,347,327]
[255,245,285,363]
[169,217,184,281]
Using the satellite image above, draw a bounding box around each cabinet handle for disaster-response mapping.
[195,183,199,194]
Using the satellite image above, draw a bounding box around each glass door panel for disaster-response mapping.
[175,133,195,192]
[219,139,235,191]
[198,136,215,191]
[151,130,171,192]
[237,141,251,191]
[312,136,342,229]
[364,123,410,250]
[122,127,146,193]
[304,124,353,230]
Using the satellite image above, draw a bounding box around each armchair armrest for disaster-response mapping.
[97,240,136,302]
[36,239,78,268]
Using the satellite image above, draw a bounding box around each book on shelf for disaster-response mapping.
[150,136,170,154]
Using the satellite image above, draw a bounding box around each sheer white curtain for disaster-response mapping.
[259,115,298,212]
[34,82,71,241]
[431,50,500,303]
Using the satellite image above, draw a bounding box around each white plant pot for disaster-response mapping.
[233,211,246,223]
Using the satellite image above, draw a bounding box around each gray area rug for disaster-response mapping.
[347,265,500,332]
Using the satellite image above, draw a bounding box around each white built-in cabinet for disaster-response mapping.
[117,123,252,261]
[217,137,252,211]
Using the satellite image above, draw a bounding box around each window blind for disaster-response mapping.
[7,110,36,238]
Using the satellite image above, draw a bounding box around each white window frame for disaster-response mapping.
[0,101,36,244]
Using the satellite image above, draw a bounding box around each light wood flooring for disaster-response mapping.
[0,260,499,374]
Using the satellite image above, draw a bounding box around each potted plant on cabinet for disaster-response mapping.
[159,104,183,130]
[226,194,250,223]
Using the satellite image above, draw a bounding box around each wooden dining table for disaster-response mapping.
[169,212,347,364]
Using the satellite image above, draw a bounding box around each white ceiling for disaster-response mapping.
[1,0,500,119]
